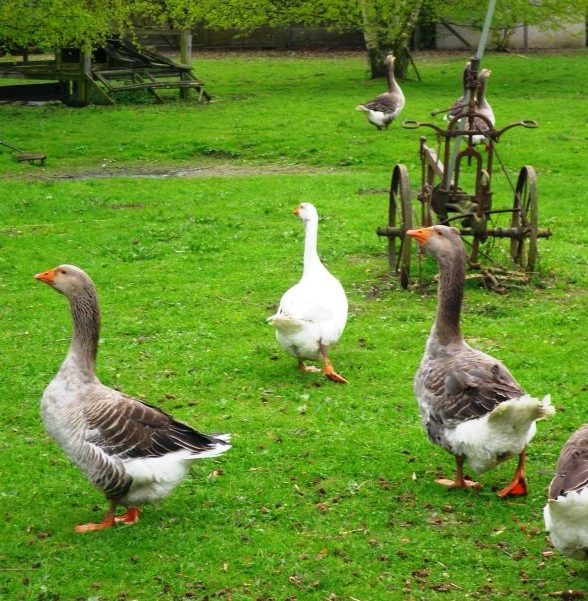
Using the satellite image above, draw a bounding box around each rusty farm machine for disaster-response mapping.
[376,58,552,290]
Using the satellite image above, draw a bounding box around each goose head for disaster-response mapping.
[477,69,491,100]
[293,202,319,223]
[407,225,464,262]
[35,264,93,297]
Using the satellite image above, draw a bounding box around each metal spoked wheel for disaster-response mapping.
[510,166,538,272]
[388,164,413,289]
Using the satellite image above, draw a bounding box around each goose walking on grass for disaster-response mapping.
[407,226,553,496]
[35,265,231,532]
[267,203,348,383]
[544,425,588,559]
[356,54,405,130]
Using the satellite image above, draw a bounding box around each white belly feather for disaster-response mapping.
[444,395,552,473]
[544,489,588,559]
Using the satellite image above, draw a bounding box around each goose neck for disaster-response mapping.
[302,217,321,270]
[432,252,464,344]
[386,62,400,94]
[63,285,100,381]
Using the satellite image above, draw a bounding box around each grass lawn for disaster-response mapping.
[1,50,588,600]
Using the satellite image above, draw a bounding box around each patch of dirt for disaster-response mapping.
[12,163,345,182]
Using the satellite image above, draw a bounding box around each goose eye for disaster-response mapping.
[435,230,443,236]
[59,269,67,274]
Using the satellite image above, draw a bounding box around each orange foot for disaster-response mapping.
[115,507,141,525]
[325,370,348,384]
[74,517,116,533]
[497,476,527,498]
[436,477,482,490]
[323,361,348,384]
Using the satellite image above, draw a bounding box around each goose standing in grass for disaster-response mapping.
[544,425,588,558]
[407,226,553,496]
[35,265,231,532]
[356,54,405,130]
[267,203,348,383]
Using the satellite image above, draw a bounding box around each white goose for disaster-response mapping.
[267,202,348,383]
[356,54,405,130]
[35,265,231,532]
[407,226,553,496]
[544,424,588,559]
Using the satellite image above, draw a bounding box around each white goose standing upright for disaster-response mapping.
[407,226,553,496]
[35,265,231,532]
[356,54,405,130]
[268,203,348,383]
[544,424,588,559]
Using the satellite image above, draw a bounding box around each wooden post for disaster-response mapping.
[77,50,92,106]
[179,30,192,100]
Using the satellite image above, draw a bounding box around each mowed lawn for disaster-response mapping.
[1,50,588,600]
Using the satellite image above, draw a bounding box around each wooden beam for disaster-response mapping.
[440,20,474,50]
[179,30,192,100]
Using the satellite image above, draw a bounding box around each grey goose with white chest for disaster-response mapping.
[356,54,405,130]
[407,225,553,496]
[35,264,230,532]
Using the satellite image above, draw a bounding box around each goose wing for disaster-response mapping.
[84,388,227,460]
[549,425,588,498]
[276,278,344,325]
[361,92,403,114]
[424,348,525,423]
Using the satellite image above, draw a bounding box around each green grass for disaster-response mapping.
[1,51,588,600]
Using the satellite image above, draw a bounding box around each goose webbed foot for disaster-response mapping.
[497,451,528,498]
[114,506,141,525]
[74,502,141,533]
[298,360,321,374]
[74,501,117,533]
[320,345,348,384]
[436,477,482,490]
[324,366,348,384]
[436,455,481,490]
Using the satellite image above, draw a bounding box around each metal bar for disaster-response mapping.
[377,225,552,240]
[446,0,498,186]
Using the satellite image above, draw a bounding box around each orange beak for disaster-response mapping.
[292,206,301,216]
[35,268,57,284]
[406,227,432,246]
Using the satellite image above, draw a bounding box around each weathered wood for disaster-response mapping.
[16,153,46,165]
[77,51,92,105]
[179,30,193,99]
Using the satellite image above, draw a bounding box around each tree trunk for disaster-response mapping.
[392,0,424,79]
[359,0,386,78]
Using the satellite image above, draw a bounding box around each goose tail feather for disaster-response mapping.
[488,394,554,427]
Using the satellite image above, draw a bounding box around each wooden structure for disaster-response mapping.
[0,37,210,106]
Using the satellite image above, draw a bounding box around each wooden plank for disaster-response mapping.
[109,81,205,92]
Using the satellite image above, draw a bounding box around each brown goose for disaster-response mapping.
[469,68,495,143]
[356,54,405,130]
[447,67,495,144]
[544,425,588,558]
[35,265,231,532]
[407,226,553,496]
